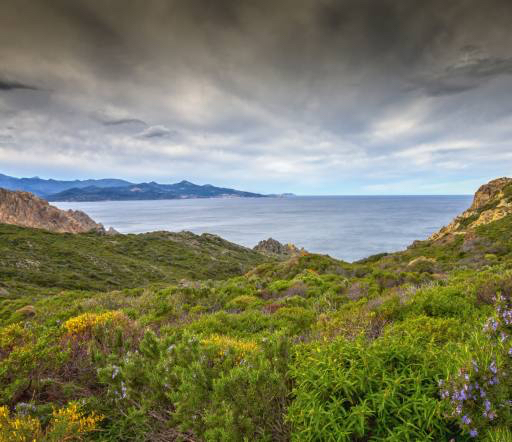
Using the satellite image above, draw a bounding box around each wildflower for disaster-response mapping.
[489,361,497,374]
[63,311,126,335]
[462,415,471,425]
[469,429,478,438]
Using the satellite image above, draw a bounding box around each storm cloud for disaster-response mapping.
[0,0,511,194]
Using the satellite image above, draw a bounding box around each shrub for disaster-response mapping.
[288,316,465,441]
[440,294,512,438]
[98,331,292,441]
[63,311,127,336]
[225,295,263,311]
[0,401,102,441]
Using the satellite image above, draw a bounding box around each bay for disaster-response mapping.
[55,195,472,262]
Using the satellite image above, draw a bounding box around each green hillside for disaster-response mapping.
[0,224,268,296]
[2,190,512,440]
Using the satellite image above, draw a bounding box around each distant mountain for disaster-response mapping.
[46,180,266,201]
[0,174,267,201]
[0,173,131,197]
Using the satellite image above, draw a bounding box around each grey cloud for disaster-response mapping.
[0,78,39,91]
[137,125,175,139]
[91,110,147,127]
[102,118,147,127]
[1,0,512,193]
[420,54,512,96]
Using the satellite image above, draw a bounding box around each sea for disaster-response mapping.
[55,195,472,262]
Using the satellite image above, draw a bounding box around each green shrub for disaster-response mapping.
[288,316,466,441]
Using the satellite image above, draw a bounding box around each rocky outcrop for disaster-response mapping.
[0,187,108,234]
[253,238,304,257]
[430,177,512,241]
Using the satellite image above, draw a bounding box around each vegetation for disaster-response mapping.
[0,224,267,296]
[3,200,512,440]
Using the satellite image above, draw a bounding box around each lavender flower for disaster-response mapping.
[469,429,478,438]
[462,415,471,425]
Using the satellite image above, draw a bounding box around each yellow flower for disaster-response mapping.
[63,311,126,335]
[0,403,102,441]
[201,334,258,363]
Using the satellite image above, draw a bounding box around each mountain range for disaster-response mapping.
[0,173,266,201]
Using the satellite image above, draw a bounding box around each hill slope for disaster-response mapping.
[0,188,106,234]
[0,224,268,296]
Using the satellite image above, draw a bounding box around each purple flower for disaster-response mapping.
[462,415,471,425]
[469,429,478,438]
[489,361,497,374]
[489,375,499,385]
[472,360,479,372]
[485,399,491,411]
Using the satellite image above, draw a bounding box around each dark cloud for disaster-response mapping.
[418,53,512,96]
[101,118,147,127]
[0,79,39,91]
[138,125,174,139]
[0,0,511,193]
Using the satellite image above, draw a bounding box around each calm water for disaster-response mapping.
[55,196,472,262]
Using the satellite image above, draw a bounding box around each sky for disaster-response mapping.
[1,0,512,195]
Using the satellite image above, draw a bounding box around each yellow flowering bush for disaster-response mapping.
[0,323,30,355]
[48,401,103,438]
[0,405,41,442]
[201,334,258,363]
[63,311,126,336]
[0,402,102,441]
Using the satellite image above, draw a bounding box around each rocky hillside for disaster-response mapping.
[253,237,304,257]
[0,187,107,233]
[430,177,512,240]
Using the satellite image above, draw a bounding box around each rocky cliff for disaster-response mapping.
[430,177,512,241]
[0,187,107,233]
[253,237,304,257]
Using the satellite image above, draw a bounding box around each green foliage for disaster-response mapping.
[288,316,465,441]
[440,294,512,438]
[4,211,512,440]
[0,224,268,296]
